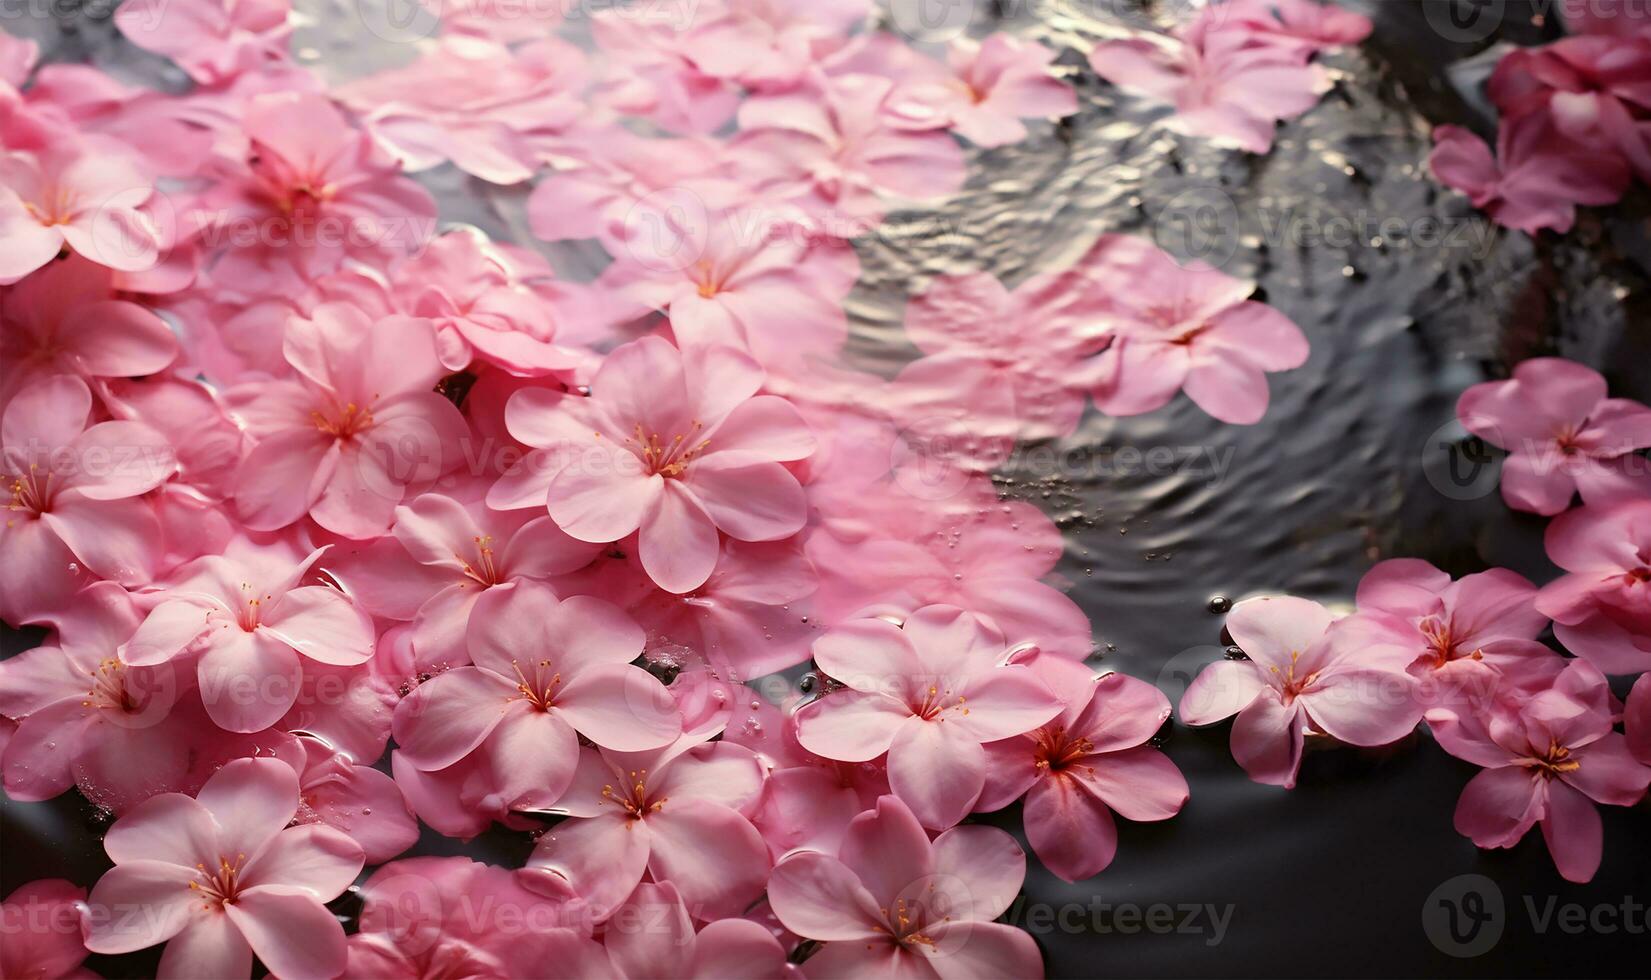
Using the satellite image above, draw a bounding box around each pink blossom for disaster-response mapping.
[1429,115,1631,234]
[1627,672,1651,766]
[1488,35,1651,179]
[119,539,375,732]
[602,881,797,979]
[679,0,870,90]
[0,375,175,621]
[886,33,1078,147]
[292,735,418,865]
[1427,659,1651,883]
[1456,357,1651,515]
[1089,25,1331,153]
[767,794,1041,977]
[114,0,292,86]
[392,582,681,814]
[1081,234,1310,424]
[1180,596,1422,788]
[0,879,93,980]
[590,6,743,134]
[83,758,364,978]
[343,856,604,979]
[0,140,162,284]
[1201,0,1374,58]
[1535,499,1651,673]
[225,305,469,538]
[793,605,1062,828]
[491,337,814,594]
[519,737,771,921]
[980,656,1188,882]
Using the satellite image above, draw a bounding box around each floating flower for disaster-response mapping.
[1535,499,1651,673]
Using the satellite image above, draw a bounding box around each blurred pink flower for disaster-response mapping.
[0,879,93,980]
[1488,35,1651,180]
[886,33,1078,147]
[1627,672,1651,766]
[114,0,292,86]
[1429,115,1631,234]
[0,139,161,284]
[1536,499,1651,673]
[603,881,797,979]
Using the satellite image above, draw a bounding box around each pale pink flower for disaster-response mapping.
[0,374,176,621]
[1429,115,1631,234]
[1179,596,1422,788]
[0,29,37,90]
[1082,234,1310,424]
[602,881,797,979]
[679,0,869,90]
[886,33,1078,147]
[0,139,162,284]
[1201,0,1373,57]
[520,737,771,921]
[119,539,375,732]
[980,656,1187,882]
[590,7,743,134]
[226,305,469,538]
[1536,499,1651,673]
[83,758,365,979]
[767,794,1041,977]
[392,582,681,813]
[114,0,292,86]
[0,880,93,980]
[1428,659,1651,883]
[292,735,418,866]
[343,856,604,979]
[491,337,814,594]
[1456,357,1651,515]
[794,605,1062,828]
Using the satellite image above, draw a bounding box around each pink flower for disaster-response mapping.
[980,656,1188,882]
[226,305,469,538]
[1082,234,1309,424]
[1456,357,1651,515]
[520,737,771,921]
[0,255,179,402]
[590,7,742,134]
[602,881,796,979]
[292,735,418,865]
[0,375,175,622]
[82,758,366,979]
[1535,499,1651,673]
[114,0,292,86]
[0,140,162,284]
[1488,36,1651,179]
[332,491,599,669]
[1627,672,1651,766]
[119,540,375,732]
[886,33,1078,147]
[1429,115,1631,234]
[793,605,1062,828]
[1179,596,1422,788]
[1427,659,1651,883]
[1205,0,1374,57]
[678,0,869,90]
[0,879,93,980]
[344,856,603,979]
[767,794,1041,977]
[1089,25,1331,153]
[392,582,681,813]
[491,337,814,594]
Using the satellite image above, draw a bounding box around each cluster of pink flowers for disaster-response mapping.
[1429,4,1651,233]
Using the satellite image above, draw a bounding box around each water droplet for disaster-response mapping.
[1207,595,1232,614]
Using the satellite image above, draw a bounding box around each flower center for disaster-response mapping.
[629,422,709,478]
[312,400,375,440]
[912,684,967,721]
[188,853,248,909]
[1031,724,1095,773]
[459,535,501,586]
[599,769,665,819]
[1521,739,1581,779]
[877,897,943,950]
[21,186,76,226]
[1417,618,1482,669]
[6,463,53,517]
[508,660,562,711]
[1269,650,1320,701]
[1626,567,1651,586]
[235,583,272,631]
[81,659,139,712]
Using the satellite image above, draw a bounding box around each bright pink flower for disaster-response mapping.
[602,881,797,979]
[332,491,598,669]
[1627,672,1651,766]
[226,305,469,538]
[0,374,175,621]
[793,605,1062,828]
[0,256,178,402]
[119,540,375,732]
[339,35,587,185]
[492,337,814,594]
[0,139,161,284]
[980,657,1187,881]
[1429,115,1631,234]
[82,758,364,979]
[1179,596,1422,788]
[886,33,1077,147]
[344,856,603,980]
[767,794,1041,977]
[292,735,418,865]
[1488,35,1651,179]
[1427,659,1651,883]
[520,737,771,921]
[1536,499,1651,673]
[1456,357,1651,514]
[1089,25,1331,153]
[1082,234,1310,424]
[114,0,292,86]
[393,582,681,813]
[0,879,93,980]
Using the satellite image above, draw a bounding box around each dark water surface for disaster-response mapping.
[4,2,1650,977]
